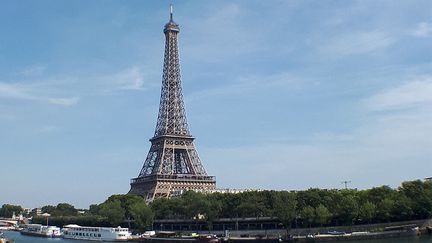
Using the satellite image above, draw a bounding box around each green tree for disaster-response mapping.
[151,198,178,219]
[376,198,395,222]
[315,204,331,226]
[338,195,359,225]
[297,189,323,209]
[89,204,100,215]
[180,191,208,219]
[359,201,376,223]
[103,194,144,220]
[41,205,56,214]
[236,192,266,218]
[392,194,413,221]
[0,204,23,218]
[301,206,315,227]
[399,180,432,219]
[366,186,395,205]
[204,195,223,230]
[129,202,154,231]
[272,192,296,229]
[54,203,77,216]
[98,200,125,226]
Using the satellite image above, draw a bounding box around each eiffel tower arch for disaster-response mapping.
[129,7,216,202]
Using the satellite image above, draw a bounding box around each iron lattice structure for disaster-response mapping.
[129,10,216,202]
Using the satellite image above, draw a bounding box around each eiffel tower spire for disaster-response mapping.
[154,5,189,138]
[129,7,216,201]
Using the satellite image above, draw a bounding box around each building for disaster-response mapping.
[129,7,216,202]
[31,208,42,216]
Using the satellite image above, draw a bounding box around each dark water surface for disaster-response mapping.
[3,231,432,243]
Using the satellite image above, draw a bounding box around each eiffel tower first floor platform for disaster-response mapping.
[129,174,216,202]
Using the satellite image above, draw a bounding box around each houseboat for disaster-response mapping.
[20,224,62,237]
[62,224,131,241]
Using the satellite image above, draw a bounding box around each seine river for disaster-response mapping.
[2,231,432,243]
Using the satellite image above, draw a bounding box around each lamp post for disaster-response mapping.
[41,213,51,226]
[341,181,351,189]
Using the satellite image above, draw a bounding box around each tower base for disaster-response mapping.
[129,174,216,202]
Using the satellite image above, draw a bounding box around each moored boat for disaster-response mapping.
[20,224,62,237]
[133,233,219,243]
[62,224,131,241]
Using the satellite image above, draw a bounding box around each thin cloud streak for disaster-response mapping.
[0,82,80,106]
[365,76,432,111]
[116,66,147,91]
[413,21,432,37]
[319,30,395,57]
[187,72,307,102]
[20,64,47,77]
[48,97,80,106]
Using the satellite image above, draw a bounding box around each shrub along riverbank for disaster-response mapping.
[5,179,432,231]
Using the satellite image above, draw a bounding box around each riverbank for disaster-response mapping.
[1,218,431,243]
[186,219,432,242]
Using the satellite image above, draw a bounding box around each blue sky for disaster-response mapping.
[1,1,431,209]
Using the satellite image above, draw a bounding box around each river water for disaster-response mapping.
[2,231,432,243]
[2,230,93,243]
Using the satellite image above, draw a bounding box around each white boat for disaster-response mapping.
[20,224,62,237]
[62,224,131,241]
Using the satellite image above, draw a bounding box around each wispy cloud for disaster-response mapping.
[74,66,159,95]
[0,82,80,106]
[20,64,47,77]
[320,30,395,57]
[413,22,432,37]
[187,72,306,101]
[0,82,34,100]
[48,97,80,106]
[115,66,146,90]
[183,3,264,62]
[366,76,432,111]
[204,74,432,190]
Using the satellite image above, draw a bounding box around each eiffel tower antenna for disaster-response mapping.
[129,6,216,202]
[170,4,173,21]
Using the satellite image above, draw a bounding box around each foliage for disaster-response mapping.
[41,205,56,214]
[147,180,432,229]
[12,179,432,231]
[98,200,125,226]
[41,203,78,216]
[272,191,296,229]
[0,204,23,218]
[359,201,376,223]
[129,201,154,230]
[300,206,315,227]
[315,204,331,226]
[32,215,110,227]
[338,194,359,225]
[89,204,99,215]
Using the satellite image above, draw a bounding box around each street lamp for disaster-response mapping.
[41,213,51,226]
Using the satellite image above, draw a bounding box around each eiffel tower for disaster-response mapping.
[129,7,216,202]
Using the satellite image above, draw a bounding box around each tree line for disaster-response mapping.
[3,179,432,231]
[150,180,432,229]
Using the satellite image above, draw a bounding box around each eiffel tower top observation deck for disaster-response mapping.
[129,6,216,201]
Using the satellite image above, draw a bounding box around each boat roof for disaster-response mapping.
[64,224,81,228]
